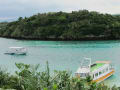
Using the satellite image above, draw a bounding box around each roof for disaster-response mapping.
[96,61,111,64]
[9,47,25,49]
[90,63,105,72]
[76,67,90,73]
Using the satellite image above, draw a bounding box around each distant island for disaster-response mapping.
[0,10,120,40]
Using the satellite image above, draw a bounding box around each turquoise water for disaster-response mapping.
[0,38,120,86]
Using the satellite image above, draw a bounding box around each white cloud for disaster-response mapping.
[0,0,120,20]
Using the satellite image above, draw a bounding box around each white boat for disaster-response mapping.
[4,47,27,55]
[75,58,115,83]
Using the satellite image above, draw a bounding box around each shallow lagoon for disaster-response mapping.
[0,38,120,85]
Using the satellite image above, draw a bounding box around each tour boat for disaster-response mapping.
[75,58,115,83]
[4,47,27,55]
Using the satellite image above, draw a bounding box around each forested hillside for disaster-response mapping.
[1,10,120,40]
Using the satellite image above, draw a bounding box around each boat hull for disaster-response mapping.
[4,52,26,55]
[92,69,115,83]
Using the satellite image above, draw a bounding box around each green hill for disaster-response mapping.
[1,10,120,40]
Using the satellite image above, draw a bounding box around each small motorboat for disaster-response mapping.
[4,47,27,55]
[75,58,115,83]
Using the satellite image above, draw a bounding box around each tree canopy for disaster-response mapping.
[1,10,120,40]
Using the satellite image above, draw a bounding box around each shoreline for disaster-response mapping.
[1,36,119,41]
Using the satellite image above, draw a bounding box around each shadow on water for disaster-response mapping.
[4,54,27,59]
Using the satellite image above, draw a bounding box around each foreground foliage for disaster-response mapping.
[1,10,120,40]
[0,62,119,90]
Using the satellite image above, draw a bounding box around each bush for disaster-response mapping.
[0,62,118,90]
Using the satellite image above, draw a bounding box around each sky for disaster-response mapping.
[0,0,119,21]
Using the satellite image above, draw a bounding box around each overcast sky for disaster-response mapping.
[0,0,119,21]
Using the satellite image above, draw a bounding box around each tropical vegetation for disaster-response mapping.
[1,10,120,40]
[0,62,119,90]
